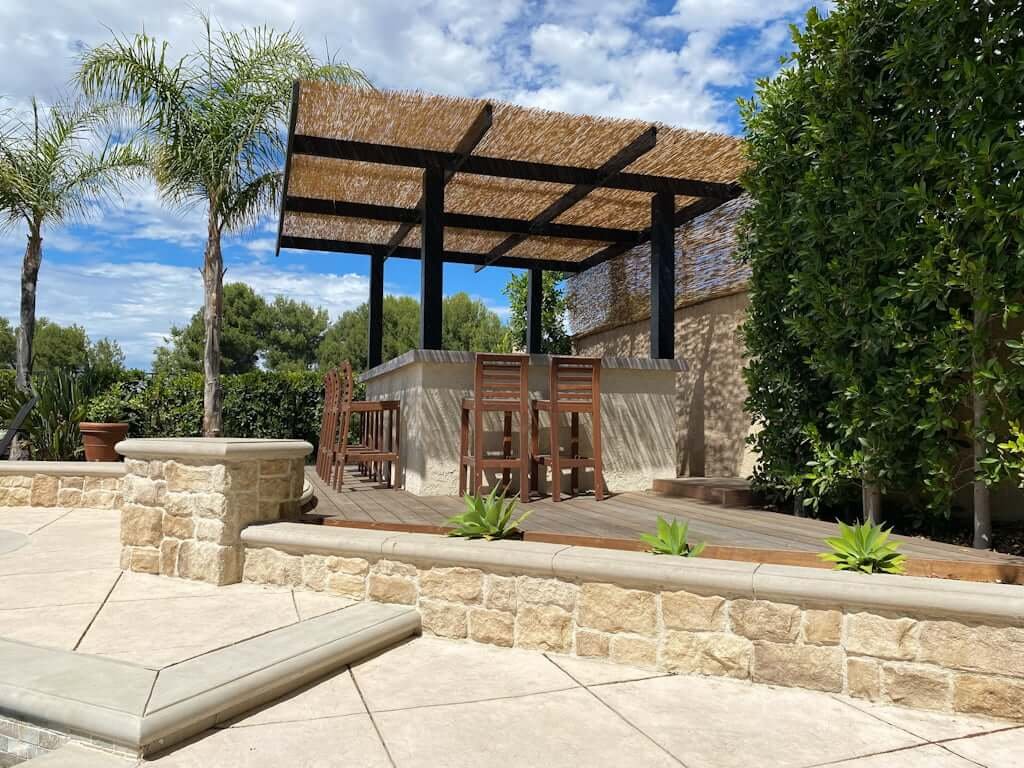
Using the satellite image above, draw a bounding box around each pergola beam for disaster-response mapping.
[650,192,675,360]
[284,196,641,243]
[420,165,444,349]
[384,103,493,260]
[475,126,658,272]
[290,134,741,199]
[368,253,384,369]
[278,235,585,272]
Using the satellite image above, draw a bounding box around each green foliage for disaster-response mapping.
[640,517,705,557]
[442,293,505,354]
[263,297,329,371]
[0,318,15,368]
[85,386,129,423]
[500,271,571,354]
[446,486,533,540]
[739,0,1024,516]
[819,521,906,575]
[0,370,86,460]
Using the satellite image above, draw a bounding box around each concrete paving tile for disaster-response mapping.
[0,568,120,609]
[375,687,680,768]
[821,743,981,767]
[0,507,68,535]
[838,695,1013,741]
[77,591,297,658]
[0,528,29,555]
[225,669,366,727]
[292,590,355,620]
[21,743,139,766]
[0,603,100,649]
[0,546,120,576]
[93,644,220,668]
[108,573,279,603]
[593,674,923,768]
[546,654,667,686]
[144,713,391,767]
[942,727,1024,768]
[352,636,578,711]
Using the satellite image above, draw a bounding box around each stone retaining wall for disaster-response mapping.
[241,527,1024,723]
[0,463,124,509]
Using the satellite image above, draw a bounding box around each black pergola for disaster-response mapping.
[275,83,744,367]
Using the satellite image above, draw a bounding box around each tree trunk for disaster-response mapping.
[862,478,882,524]
[202,219,224,437]
[10,229,42,460]
[972,302,992,549]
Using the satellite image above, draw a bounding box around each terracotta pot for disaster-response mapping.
[79,422,130,462]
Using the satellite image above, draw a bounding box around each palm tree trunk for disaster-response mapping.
[862,477,881,524]
[202,218,224,437]
[972,301,991,549]
[10,229,42,460]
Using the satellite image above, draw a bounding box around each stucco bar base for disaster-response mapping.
[361,350,684,496]
[242,524,1024,724]
[116,438,311,585]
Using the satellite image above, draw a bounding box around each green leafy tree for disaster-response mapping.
[740,0,1024,548]
[442,293,505,353]
[78,13,368,436]
[153,283,269,374]
[0,318,15,368]
[0,98,144,405]
[500,271,571,354]
[263,296,328,371]
[318,296,420,372]
[32,319,90,372]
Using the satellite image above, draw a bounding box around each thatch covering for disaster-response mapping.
[279,82,746,266]
[567,196,751,338]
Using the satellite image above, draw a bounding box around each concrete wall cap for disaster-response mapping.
[0,461,126,478]
[116,437,312,461]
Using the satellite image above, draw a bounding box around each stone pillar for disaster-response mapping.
[116,438,312,585]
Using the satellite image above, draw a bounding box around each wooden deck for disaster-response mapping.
[306,468,1023,565]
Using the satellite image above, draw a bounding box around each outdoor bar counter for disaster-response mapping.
[361,350,685,496]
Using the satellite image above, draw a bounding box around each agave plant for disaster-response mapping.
[819,520,906,574]
[641,517,705,557]
[447,486,533,540]
[0,370,86,460]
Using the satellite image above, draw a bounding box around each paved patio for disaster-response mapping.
[2,504,1023,767]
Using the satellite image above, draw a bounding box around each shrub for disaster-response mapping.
[0,369,86,460]
[819,520,906,575]
[446,487,532,540]
[640,517,705,557]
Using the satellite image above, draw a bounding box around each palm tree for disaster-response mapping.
[0,100,145,406]
[77,14,369,436]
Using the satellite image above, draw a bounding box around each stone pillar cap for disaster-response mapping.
[116,437,313,461]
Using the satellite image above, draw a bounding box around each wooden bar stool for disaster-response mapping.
[316,366,343,480]
[459,353,530,502]
[530,356,603,502]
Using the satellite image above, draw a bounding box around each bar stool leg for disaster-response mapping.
[550,410,560,503]
[570,412,579,498]
[529,405,540,495]
[473,406,484,496]
[502,410,512,492]
[519,405,529,503]
[458,405,469,497]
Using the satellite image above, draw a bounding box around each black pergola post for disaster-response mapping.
[368,253,384,368]
[527,268,543,354]
[420,164,444,349]
[650,191,675,359]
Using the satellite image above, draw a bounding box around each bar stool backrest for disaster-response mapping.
[549,356,601,409]
[474,353,529,405]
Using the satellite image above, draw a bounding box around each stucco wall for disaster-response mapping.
[574,291,755,478]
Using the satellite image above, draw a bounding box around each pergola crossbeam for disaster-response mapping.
[475,126,658,272]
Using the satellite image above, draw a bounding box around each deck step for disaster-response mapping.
[651,477,759,507]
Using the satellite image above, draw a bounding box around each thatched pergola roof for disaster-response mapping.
[276,82,746,272]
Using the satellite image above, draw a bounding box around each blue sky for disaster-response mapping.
[0,0,820,368]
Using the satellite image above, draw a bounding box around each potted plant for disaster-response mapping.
[80,387,131,461]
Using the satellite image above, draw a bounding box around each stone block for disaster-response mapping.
[120,504,162,547]
[516,576,577,611]
[227,462,259,489]
[469,608,514,647]
[258,476,291,502]
[165,461,226,493]
[847,658,881,701]
[195,518,235,545]
[578,583,657,636]
[802,609,843,646]
[166,491,228,520]
[882,664,951,711]
[917,621,1024,678]
[160,538,180,577]
[177,540,239,585]
[120,475,159,506]
[419,567,483,604]
[0,475,32,487]
[610,636,657,668]
[327,573,366,599]
[420,599,468,639]
[259,459,292,477]
[515,604,572,652]
[752,641,843,692]
[161,513,194,540]
[128,546,160,575]
[81,489,118,508]
[661,631,751,679]
[575,630,610,658]
[0,486,32,506]
[368,574,417,605]
[56,488,82,507]
[229,491,260,526]
[83,476,119,491]
[30,475,59,507]
[373,559,418,578]
[59,475,84,490]
[301,554,334,591]
[125,459,150,477]
[661,591,727,631]
[846,613,917,660]
[954,674,1024,721]
[484,575,517,612]
[730,600,800,643]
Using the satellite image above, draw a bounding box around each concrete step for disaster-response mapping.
[651,477,759,508]
[17,744,135,767]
